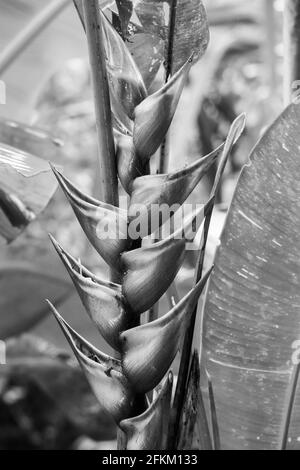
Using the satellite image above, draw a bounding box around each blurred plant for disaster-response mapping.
[0,119,72,339]
[0,334,115,450]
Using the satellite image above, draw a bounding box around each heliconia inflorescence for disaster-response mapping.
[47,0,245,450]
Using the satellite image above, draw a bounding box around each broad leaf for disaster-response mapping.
[114,0,209,81]
[0,260,72,339]
[201,103,300,450]
[169,0,210,74]
[0,145,58,243]
[0,119,63,161]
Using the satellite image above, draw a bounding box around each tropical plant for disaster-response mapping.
[1,0,297,452]
[0,120,71,339]
[44,0,247,450]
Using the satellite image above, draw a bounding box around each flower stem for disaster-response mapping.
[0,0,70,75]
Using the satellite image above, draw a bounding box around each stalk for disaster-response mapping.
[157,0,178,174]
[207,373,221,450]
[82,0,119,207]
[263,0,277,98]
[153,0,179,321]
[283,0,300,105]
[83,3,145,431]
[169,134,233,449]
[0,0,71,74]
[280,362,300,449]
[166,0,178,80]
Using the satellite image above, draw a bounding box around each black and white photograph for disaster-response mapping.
[0,0,299,453]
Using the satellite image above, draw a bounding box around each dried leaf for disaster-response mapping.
[121,269,212,393]
[116,0,133,37]
[48,301,134,423]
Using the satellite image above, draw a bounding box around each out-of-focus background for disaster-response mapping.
[0,0,286,450]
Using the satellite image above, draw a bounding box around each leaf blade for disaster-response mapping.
[201,103,300,450]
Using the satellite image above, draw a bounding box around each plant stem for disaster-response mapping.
[0,0,71,75]
[283,0,300,104]
[157,0,178,174]
[207,373,221,450]
[280,363,300,450]
[263,0,277,98]
[166,0,178,79]
[82,0,119,208]
[169,127,236,448]
[177,352,212,450]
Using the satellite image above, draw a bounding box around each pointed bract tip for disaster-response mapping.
[201,265,214,284]
[46,299,63,322]
[48,233,65,256]
[204,196,215,216]
[49,161,59,175]
[232,113,246,142]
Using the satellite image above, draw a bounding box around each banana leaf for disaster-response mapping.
[201,103,300,450]
[111,0,209,85]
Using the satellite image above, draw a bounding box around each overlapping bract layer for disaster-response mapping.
[47,0,236,450]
